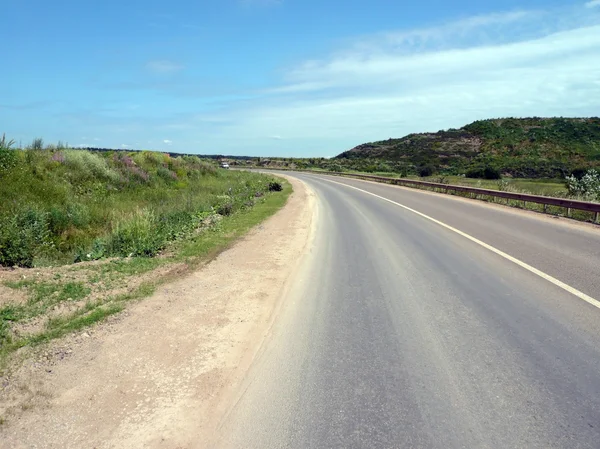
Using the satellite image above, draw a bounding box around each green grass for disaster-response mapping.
[0,176,291,371]
[0,147,277,267]
[334,117,600,178]
[419,176,568,197]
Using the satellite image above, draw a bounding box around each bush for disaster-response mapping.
[217,203,234,216]
[157,166,178,181]
[483,167,501,180]
[565,169,600,201]
[107,209,164,257]
[570,167,589,180]
[0,206,51,267]
[49,203,91,234]
[466,166,501,179]
[64,150,120,182]
[0,148,17,172]
[418,165,435,177]
[268,181,283,192]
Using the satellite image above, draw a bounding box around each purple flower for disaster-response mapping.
[51,152,65,163]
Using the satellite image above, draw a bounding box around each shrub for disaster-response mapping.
[157,210,198,241]
[483,167,501,180]
[418,165,435,177]
[0,148,17,172]
[217,203,234,216]
[268,181,283,192]
[64,150,119,182]
[570,167,589,180]
[466,168,484,178]
[466,166,501,179]
[107,209,164,257]
[565,169,600,201]
[0,206,51,267]
[48,203,91,235]
[157,166,178,181]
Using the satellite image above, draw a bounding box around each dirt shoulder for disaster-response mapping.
[0,175,315,449]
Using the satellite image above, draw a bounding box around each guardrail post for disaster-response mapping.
[543,204,548,214]
[596,211,599,224]
[567,207,572,218]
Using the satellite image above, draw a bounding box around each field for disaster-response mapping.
[0,146,290,368]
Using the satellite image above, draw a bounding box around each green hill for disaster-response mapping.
[336,118,600,178]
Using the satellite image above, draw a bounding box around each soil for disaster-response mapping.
[0,175,315,449]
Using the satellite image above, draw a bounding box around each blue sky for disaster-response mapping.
[1,0,599,156]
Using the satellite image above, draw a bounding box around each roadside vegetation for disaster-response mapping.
[335,117,600,179]
[0,136,289,369]
[224,117,600,208]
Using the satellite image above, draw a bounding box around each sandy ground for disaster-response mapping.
[0,175,315,449]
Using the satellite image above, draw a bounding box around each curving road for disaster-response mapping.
[214,172,600,449]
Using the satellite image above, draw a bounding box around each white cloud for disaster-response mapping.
[194,6,600,155]
[62,5,600,157]
[586,0,600,8]
[121,144,130,148]
[145,60,184,74]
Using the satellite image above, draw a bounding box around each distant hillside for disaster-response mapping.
[336,118,600,178]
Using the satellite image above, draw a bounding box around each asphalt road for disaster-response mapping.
[214,172,600,449]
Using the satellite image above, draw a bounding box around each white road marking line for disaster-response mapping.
[319,176,600,310]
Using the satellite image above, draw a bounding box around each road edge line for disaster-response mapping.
[321,177,600,310]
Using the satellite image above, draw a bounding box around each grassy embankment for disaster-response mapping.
[0,146,290,369]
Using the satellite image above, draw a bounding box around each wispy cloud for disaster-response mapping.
[586,0,600,7]
[196,5,600,154]
[145,60,185,74]
[51,4,600,156]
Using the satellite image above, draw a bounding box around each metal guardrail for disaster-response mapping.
[251,167,600,223]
